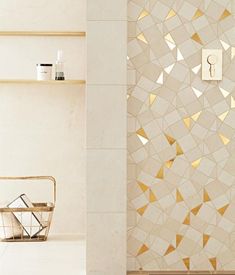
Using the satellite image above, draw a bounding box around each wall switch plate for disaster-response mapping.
[202,49,222,80]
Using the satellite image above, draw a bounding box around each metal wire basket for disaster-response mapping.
[0,176,56,242]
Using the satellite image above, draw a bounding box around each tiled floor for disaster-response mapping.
[0,235,86,275]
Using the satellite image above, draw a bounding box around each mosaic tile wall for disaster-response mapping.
[127,0,235,271]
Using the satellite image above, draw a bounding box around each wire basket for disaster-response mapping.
[0,176,56,242]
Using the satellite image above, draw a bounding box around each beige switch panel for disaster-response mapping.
[202,49,222,80]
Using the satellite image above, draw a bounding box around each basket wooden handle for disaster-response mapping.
[0,176,56,204]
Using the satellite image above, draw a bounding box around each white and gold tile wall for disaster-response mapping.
[127,0,235,271]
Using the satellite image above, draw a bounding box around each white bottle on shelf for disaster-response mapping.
[55,50,65,80]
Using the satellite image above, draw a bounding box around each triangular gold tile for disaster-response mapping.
[217,204,229,215]
[183,258,190,270]
[183,213,190,225]
[137,244,149,256]
[191,33,203,45]
[219,9,231,21]
[165,159,174,168]
[191,204,202,215]
[156,166,164,179]
[137,33,148,44]
[183,117,191,128]
[232,47,235,59]
[231,96,235,108]
[191,111,201,121]
[209,258,217,270]
[164,244,175,255]
[137,204,148,216]
[136,128,148,139]
[166,9,176,20]
[176,234,183,247]
[138,9,149,20]
[219,134,230,145]
[165,134,176,145]
[203,234,210,247]
[203,189,211,202]
[192,158,201,168]
[192,9,203,20]
[165,33,175,44]
[218,111,229,121]
[176,189,184,203]
[149,94,157,106]
[138,182,149,192]
[176,142,183,156]
[149,190,157,202]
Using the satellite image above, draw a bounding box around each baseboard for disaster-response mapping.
[127,271,235,275]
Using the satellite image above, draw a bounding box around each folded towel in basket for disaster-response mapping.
[0,212,22,239]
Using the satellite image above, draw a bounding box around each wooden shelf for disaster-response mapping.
[0,31,86,37]
[0,79,86,84]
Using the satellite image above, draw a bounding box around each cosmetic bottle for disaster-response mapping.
[36,64,53,80]
[55,50,65,80]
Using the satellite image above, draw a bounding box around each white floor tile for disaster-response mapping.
[0,235,86,275]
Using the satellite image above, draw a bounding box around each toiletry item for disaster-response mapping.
[55,50,65,80]
[8,194,45,237]
[36,64,53,80]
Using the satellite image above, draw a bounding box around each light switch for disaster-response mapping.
[202,49,222,80]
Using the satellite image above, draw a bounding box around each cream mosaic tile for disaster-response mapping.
[128,0,235,271]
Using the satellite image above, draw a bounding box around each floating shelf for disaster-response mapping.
[0,31,86,37]
[0,79,86,84]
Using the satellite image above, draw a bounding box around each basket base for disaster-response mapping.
[2,235,47,242]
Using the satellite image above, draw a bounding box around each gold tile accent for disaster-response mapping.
[183,213,190,225]
[203,234,210,247]
[219,9,231,21]
[219,87,229,97]
[165,159,175,168]
[164,244,175,256]
[149,94,157,106]
[218,111,229,121]
[165,33,175,44]
[231,96,235,108]
[217,204,229,215]
[149,190,157,202]
[183,117,191,128]
[192,9,203,20]
[219,134,230,145]
[165,134,176,145]
[191,111,201,121]
[192,158,201,168]
[137,205,148,216]
[203,189,211,202]
[137,244,149,256]
[176,234,183,247]
[136,128,148,139]
[137,33,148,44]
[232,47,235,59]
[176,189,184,203]
[209,258,217,270]
[156,72,164,84]
[191,204,202,215]
[138,9,149,20]
[191,33,203,45]
[138,182,149,192]
[156,166,164,179]
[183,258,190,270]
[176,142,184,156]
[166,9,176,20]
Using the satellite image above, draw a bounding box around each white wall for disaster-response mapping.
[0,0,86,235]
[86,1,127,274]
